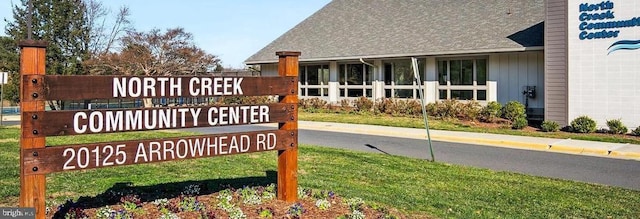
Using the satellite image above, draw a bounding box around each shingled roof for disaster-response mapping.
[245,0,545,64]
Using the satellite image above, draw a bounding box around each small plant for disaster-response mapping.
[349,210,366,219]
[606,119,628,134]
[345,197,365,211]
[216,188,235,212]
[511,116,528,129]
[95,206,115,219]
[633,126,640,136]
[571,115,597,133]
[480,101,502,122]
[152,198,169,207]
[110,209,133,219]
[120,194,142,213]
[257,207,274,218]
[200,209,218,219]
[64,207,88,219]
[238,186,262,205]
[159,212,180,219]
[297,186,312,199]
[228,207,246,219]
[260,184,276,200]
[502,101,526,122]
[540,120,560,132]
[179,195,203,212]
[315,199,331,210]
[286,203,306,219]
[182,184,201,196]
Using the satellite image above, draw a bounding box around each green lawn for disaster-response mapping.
[299,111,640,145]
[1,127,639,218]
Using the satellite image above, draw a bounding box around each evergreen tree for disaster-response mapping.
[5,0,91,109]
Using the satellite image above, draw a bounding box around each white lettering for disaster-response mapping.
[73,112,87,134]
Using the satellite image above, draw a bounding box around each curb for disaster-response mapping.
[298,122,640,161]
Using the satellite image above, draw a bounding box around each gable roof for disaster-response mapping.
[246,0,545,64]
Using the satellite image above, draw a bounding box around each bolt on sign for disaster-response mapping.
[18,40,300,218]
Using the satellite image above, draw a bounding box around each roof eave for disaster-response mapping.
[244,46,545,65]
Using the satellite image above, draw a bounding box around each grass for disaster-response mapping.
[299,111,640,145]
[2,126,639,218]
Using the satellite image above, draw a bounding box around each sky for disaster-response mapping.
[0,0,331,68]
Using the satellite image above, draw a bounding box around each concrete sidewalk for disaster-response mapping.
[3,114,640,160]
[298,121,640,161]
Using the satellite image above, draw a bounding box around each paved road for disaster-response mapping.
[5,122,638,190]
[189,125,640,191]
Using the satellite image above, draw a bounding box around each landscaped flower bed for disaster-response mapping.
[48,184,416,219]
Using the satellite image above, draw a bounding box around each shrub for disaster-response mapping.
[633,126,640,136]
[511,116,528,129]
[458,101,482,121]
[433,99,461,119]
[606,119,628,134]
[340,99,351,108]
[301,98,328,112]
[375,98,397,115]
[571,115,597,133]
[502,101,526,122]
[397,99,422,117]
[352,96,374,112]
[479,101,502,122]
[540,120,560,132]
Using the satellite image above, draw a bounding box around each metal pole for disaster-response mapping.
[27,0,33,40]
[0,72,6,126]
[411,58,435,162]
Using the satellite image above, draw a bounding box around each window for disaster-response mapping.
[299,64,329,96]
[383,59,424,99]
[437,58,487,100]
[339,63,373,97]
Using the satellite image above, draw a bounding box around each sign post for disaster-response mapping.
[19,40,48,219]
[0,71,7,126]
[276,51,300,202]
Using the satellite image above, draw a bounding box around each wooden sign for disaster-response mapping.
[22,130,296,175]
[21,103,296,137]
[19,39,301,219]
[22,75,296,101]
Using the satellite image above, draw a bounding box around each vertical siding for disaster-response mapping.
[491,51,545,109]
[544,0,568,126]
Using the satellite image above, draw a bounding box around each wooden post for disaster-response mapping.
[19,40,47,219]
[276,51,300,202]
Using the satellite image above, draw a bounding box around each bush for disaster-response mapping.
[397,99,423,117]
[432,99,461,119]
[633,126,640,136]
[540,120,560,132]
[502,101,526,122]
[606,119,628,134]
[300,97,328,112]
[458,101,482,121]
[376,98,397,115]
[570,116,597,133]
[479,101,502,122]
[352,96,374,112]
[511,116,528,129]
